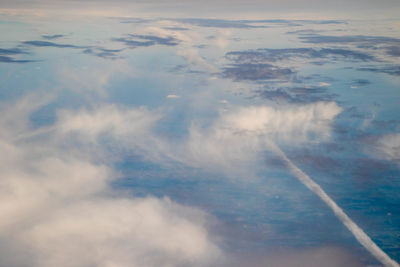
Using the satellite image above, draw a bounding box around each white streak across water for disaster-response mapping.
[269,142,400,267]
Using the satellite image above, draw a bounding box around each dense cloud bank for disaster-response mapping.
[0,98,221,267]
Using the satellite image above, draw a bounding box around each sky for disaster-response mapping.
[1,0,400,19]
[0,1,400,267]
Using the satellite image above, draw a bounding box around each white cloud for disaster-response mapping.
[0,97,221,267]
[214,29,232,50]
[55,104,173,164]
[167,94,180,98]
[215,101,341,144]
[20,197,219,267]
[25,98,398,266]
[175,101,342,174]
[57,104,161,140]
[176,48,218,72]
[0,93,358,266]
[0,93,54,140]
[318,82,331,87]
[53,101,341,176]
[373,133,400,164]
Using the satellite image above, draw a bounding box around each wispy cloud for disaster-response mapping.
[371,133,400,165]
[170,101,342,176]
[49,98,342,177]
